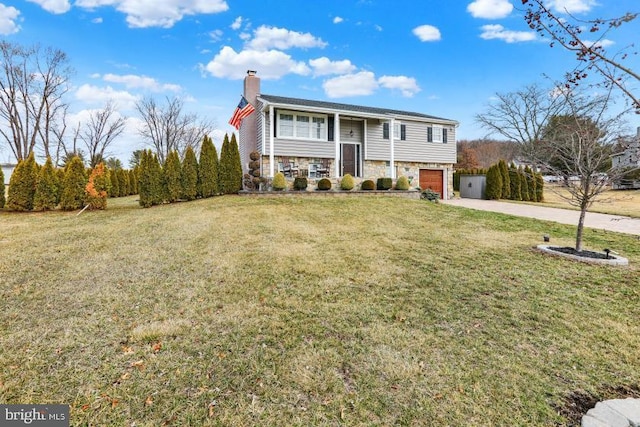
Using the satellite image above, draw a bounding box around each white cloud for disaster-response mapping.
[246,25,327,51]
[0,4,21,35]
[412,25,441,42]
[74,0,229,28]
[480,24,536,43]
[323,71,379,98]
[102,73,181,92]
[333,16,343,24]
[202,46,311,80]
[27,0,71,14]
[309,57,356,76]
[467,0,513,19]
[374,24,383,32]
[231,16,242,30]
[378,75,421,97]
[547,0,596,13]
[75,84,139,109]
[584,39,615,49]
[209,29,223,42]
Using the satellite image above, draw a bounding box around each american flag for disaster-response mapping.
[228,96,255,129]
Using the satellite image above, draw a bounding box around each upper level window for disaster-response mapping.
[383,122,406,140]
[428,125,446,143]
[277,111,328,140]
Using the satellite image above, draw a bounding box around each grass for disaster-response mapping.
[1,195,639,426]
[538,185,640,218]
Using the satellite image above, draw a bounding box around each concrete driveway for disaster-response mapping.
[442,198,640,236]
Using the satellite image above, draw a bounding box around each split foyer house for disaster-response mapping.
[237,71,459,199]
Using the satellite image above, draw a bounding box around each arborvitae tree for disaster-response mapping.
[85,162,110,210]
[7,152,37,211]
[117,168,129,197]
[525,166,536,202]
[164,150,182,203]
[55,168,65,204]
[228,133,243,193]
[131,166,140,195]
[181,146,199,201]
[535,172,544,202]
[198,135,219,198]
[498,159,510,199]
[519,167,529,202]
[485,164,503,200]
[508,165,521,201]
[138,150,164,208]
[60,156,88,211]
[110,167,120,198]
[219,133,243,194]
[34,157,59,211]
[0,166,5,209]
[128,169,138,195]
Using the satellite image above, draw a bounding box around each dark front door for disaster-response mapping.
[341,144,358,176]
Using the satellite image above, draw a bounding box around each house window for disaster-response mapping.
[428,125,443,143]
[277,111,328,140]
[383,122,406,140]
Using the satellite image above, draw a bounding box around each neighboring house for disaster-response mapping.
[1,163,16,186]
[238,70,459,199]
[611,127,640,190]
[612,127,640,170]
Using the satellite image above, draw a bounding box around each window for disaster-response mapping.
[383,122,406,140]
[428,125,443,143]
[277,111,328,140]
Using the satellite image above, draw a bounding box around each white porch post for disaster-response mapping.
[269,105,275,177]
[390,118,396,179]
[443,167,449,201]
[334,113,340,178]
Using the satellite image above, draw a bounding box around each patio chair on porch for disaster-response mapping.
[282,157,299,177]
[315,158,330,177]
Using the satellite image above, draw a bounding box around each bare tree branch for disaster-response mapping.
[81,100,127,167]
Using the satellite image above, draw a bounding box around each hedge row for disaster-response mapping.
[2,153,138,212]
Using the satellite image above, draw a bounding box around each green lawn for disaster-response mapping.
[1,195,639,426]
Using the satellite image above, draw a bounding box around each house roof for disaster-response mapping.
[258,94,457,125]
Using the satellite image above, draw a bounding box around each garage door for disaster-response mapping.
[419,169,443,199]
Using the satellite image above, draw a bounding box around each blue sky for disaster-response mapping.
[1,0,639,164]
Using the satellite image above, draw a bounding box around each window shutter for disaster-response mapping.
[400,124,406,141]
[427,127,433,142]
[443,128,448,144]
[273,109,278,137]
[328,116,334,141]
[383,122,389,139]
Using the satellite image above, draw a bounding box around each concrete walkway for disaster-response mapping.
[442,198,640,236]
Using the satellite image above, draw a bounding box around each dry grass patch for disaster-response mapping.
[541,185,640,217]
[1,195,639,426]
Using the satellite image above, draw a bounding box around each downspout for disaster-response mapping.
[269,105,275,178]
[390,118,396,179]
[334,113,340,178]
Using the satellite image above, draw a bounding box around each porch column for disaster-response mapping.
[334,113,340,178]
[443,167,449,201]
[390,118,396,179]
[269,105,275,177]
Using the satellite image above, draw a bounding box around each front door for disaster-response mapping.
[341,144,359,176]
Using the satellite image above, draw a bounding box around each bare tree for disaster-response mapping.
[475,84,569,144]
[81,101,127,167]
[522,0,639,112]
[0,41,73,161]
[523,88,634,251]
[135,96,215,164]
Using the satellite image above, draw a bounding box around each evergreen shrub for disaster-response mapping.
[340,174,354,190]
[361,180,375,190]
[376,177,393,190]
[317,178,332,191]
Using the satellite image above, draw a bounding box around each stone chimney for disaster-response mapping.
[239,70,260,174]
